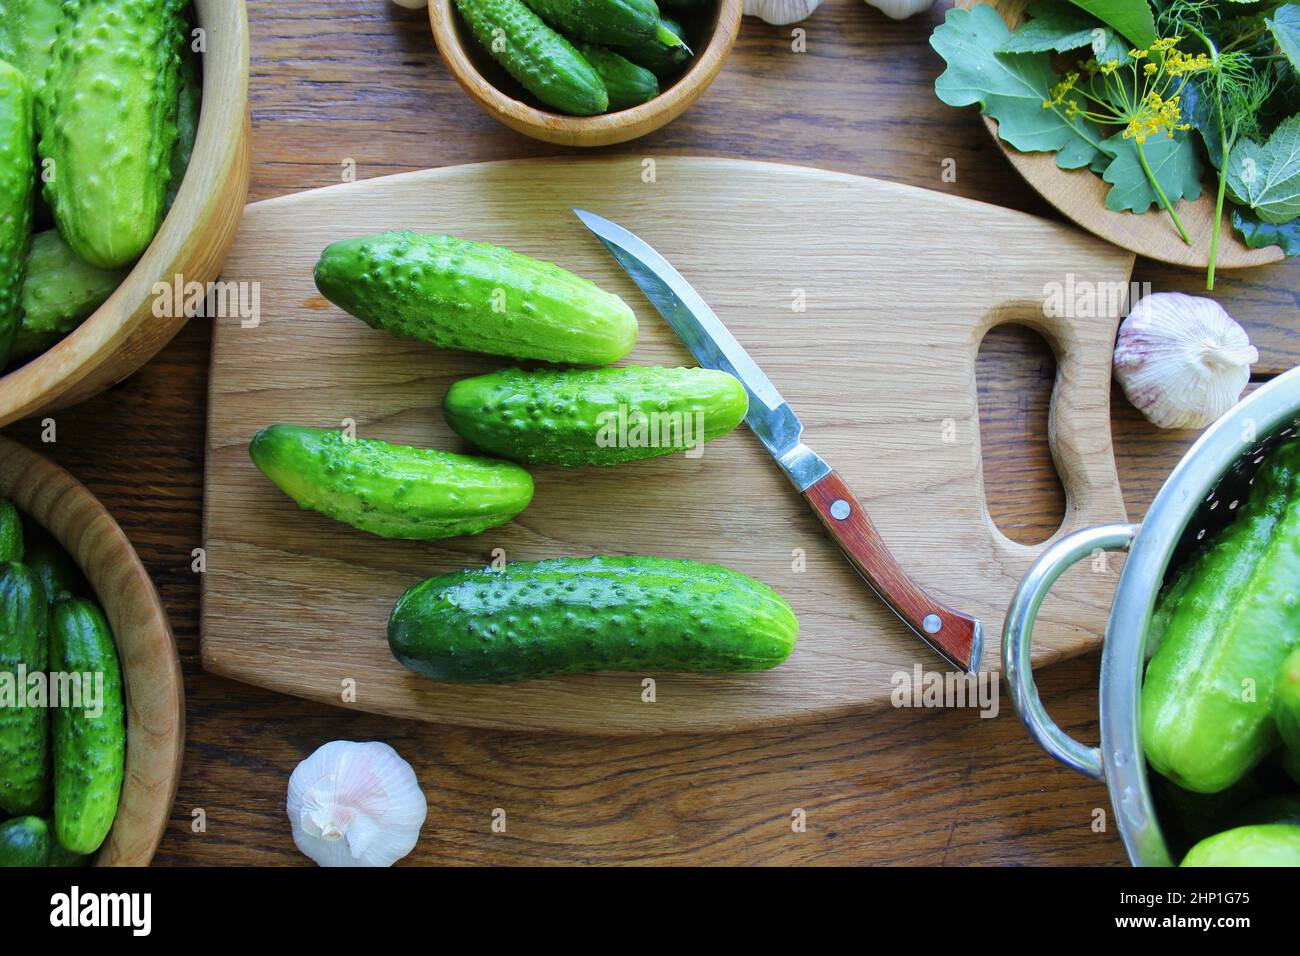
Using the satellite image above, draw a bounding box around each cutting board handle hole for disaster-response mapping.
[976,324,1066,546]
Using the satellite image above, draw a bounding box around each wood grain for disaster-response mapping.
[0,0,252,426]
[959,0,1282,270]
[0,0,1291,865]
[201,157,1130,732]
[0,438,183,866]
[430,0,743,146]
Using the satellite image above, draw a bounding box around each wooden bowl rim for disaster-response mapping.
[956,0,1284,270]
[430,0,742,145]
[0,0,252,422]
[0,436,183,866]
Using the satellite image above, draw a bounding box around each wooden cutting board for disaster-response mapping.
[202,157,1131,734]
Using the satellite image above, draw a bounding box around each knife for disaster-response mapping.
[574,209,983,673]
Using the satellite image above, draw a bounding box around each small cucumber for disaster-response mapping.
[0,60,36,368]
[576,44,659,110]
[389,555,799,683]
[13,230,128,360]
[613,13,692,76]
[314,231,638,365]
[50,598,124,855]
[165,32,201,211]
[0,498,23,562]
[522,0,684,49]
[454,0,608,115]
[0,816,50,867]
[0,563,50,816]
[1142,439,1300,793]
[24,536,87,604]
[0,1,67,97]
[40,0,186,268]
[1181,824,1300,866]
[443,366,748,466]
[250,424,535,541]
[1277,647,1300,755]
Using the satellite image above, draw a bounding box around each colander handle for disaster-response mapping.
[1002,523,1138,781]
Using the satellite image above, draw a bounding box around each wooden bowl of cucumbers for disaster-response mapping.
[0,0,251,427]
[431,0,742,147]
[0,437,183,867]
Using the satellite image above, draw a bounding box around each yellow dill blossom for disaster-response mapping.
[1043,72,1079,108]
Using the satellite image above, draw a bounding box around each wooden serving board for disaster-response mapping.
[203,157,1131,734]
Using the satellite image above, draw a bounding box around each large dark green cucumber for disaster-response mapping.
[0,816,51,867]
[8,230,128,364]
[0,563,50,815]
[576,44,660,110]
[40,0,186,268]
[314,232,638,365]
[613,13,692,76]
[389,556,799,683]
[522,0,685,49]
[49,598,124,855]
[443,366,748,466]
[250,424,535,540]
[0,499,23,563]
[24,535,87,604]
[0,60,36,368]
[1142,439,1300,793]
[1277,647,1300,756]
[1181,824,1300,866]
[454,0,608,115]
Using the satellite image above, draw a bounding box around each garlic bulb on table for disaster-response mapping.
[287,740,427,867]
[1113,293,1258,430]
[864,0,937,19]
[743,0,824,25]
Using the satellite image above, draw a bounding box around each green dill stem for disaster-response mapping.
[1136,141,1192,245]
[1186,23,1224,288]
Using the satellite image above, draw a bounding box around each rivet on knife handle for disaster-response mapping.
[803,470,983,672]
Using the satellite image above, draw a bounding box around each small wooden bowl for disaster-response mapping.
[0,437,183,866]
[958,0,1283,270]
[0,0,251,427]
[430,0,742,147]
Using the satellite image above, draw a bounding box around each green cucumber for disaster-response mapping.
[40,0,186,268]
[49,598,124,855]
[0,816,50,867]
[12,230,128,363]
[1142,439,1300,793]
[443,366,748,466]
[614,13,692,76]
[1278,647,1300,755]
[454,0,608,115]
[0,60,36,368]
[1181,824,1300,866]
[521,0,684,49]
[0,1,67,97]
[24,536,86,604]
[0,563,50,815]
[314,231,638,365]
[165,32,201,211]
[576,44,659,110]
[389,555,799,683]
[0,499,23,563]
[250,424,535,540]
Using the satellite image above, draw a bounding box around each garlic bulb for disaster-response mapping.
[287,740,427,867]
[389,0,428,8]
[1114,293,1258,430]
[864,0,936,19]
[743,0,823,25]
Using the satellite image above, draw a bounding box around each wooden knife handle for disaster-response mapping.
[803,469,982,671]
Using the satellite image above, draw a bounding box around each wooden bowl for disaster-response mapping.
[0,0,251,427]
[0,437,183,866]
[958,0,1283,270]
[430,0,742,147]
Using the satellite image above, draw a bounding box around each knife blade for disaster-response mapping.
[574,208,983,672]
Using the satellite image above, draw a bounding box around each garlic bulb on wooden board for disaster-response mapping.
[864,0,936,19]
[1114,293,1258,430]
[389,0,428,9]
[287,740,427,867]
[743,0,824,25]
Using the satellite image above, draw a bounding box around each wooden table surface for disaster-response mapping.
[7,0,1298,865]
